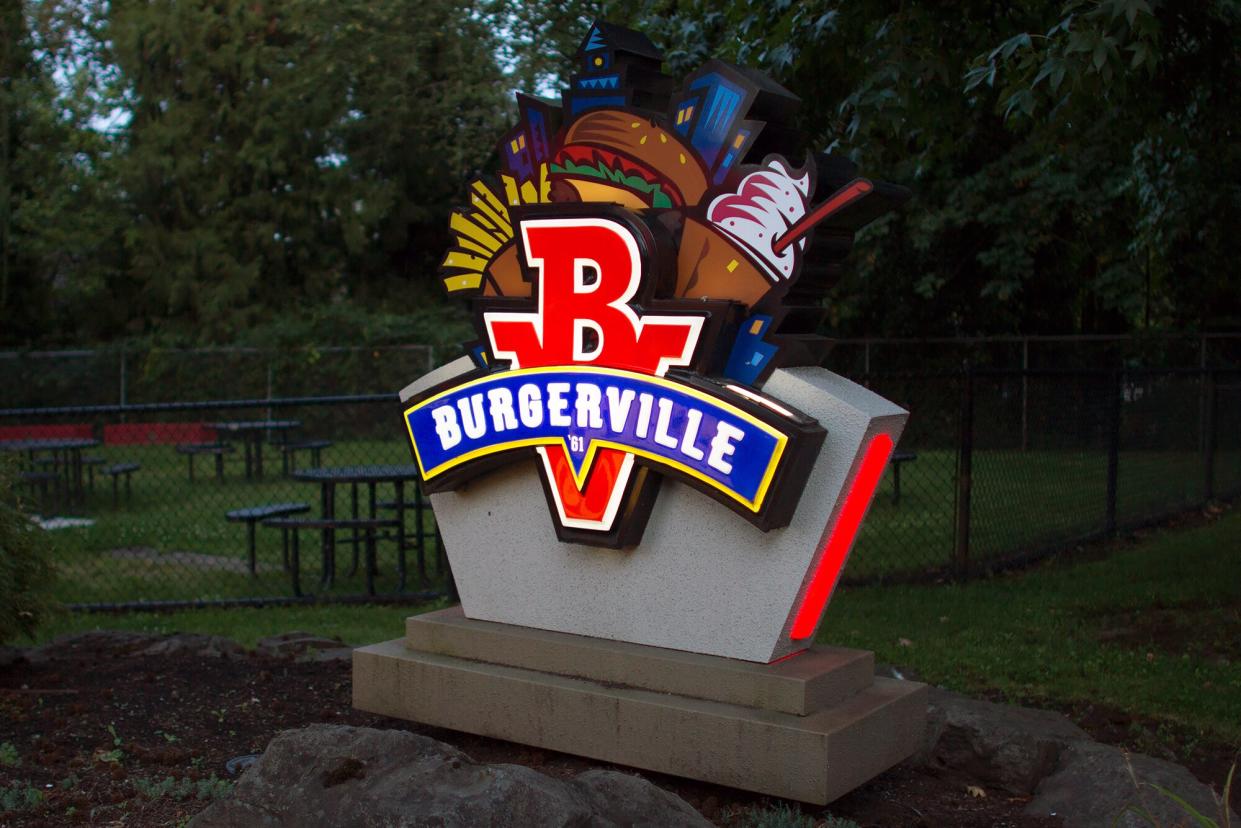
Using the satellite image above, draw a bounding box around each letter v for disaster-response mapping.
[605,387,636,432]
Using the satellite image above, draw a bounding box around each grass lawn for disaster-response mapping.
[846,446,1223,580]
[824,503,1241,747]
[38,439,444,604]
[32,501,1241,749]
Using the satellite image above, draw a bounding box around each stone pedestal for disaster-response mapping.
[353,607,927,805]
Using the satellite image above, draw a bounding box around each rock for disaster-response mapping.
[574,768,711,825]
[254,632,349,660]
[920,688,1090,795]
[31,630,162,659]
[138,633,247,659]
[27,631,247,661]
[874,662,920,681]
[307,646,353,663]
[921,689,1237,826]
[0,645,26,668]
[190,724,711,828]
[1026,742,1237,827]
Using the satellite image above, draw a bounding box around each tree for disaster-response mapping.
[494,0,1241,337]
[1,1,127,346]
[92,0,509,342]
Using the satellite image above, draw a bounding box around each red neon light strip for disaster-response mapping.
[789,433,895,640]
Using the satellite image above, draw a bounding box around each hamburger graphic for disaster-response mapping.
[548,109,708,209]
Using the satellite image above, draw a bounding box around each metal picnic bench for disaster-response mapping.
[177,442,235,482]
[225,502,311,575]
[262,516,401,597]
[280,439,333,475]
[889,450,917,505]
[289,465,422,592]
[102,462,141,507]
[17,470,59,514]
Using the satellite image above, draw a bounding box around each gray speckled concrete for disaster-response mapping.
[353,638,928,805]
[427,366,906,663]
[404,606,875,716]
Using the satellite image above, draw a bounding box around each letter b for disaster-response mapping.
[431,405,462,450]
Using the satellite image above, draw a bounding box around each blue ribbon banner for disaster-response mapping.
[404,366,789,511]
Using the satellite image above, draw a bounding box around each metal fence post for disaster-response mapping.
[1198,335,1208,452]
[1105,370,1122,536]
[266,360,274,422]
[1203,369,1217,501]
[1021,338,1030,451]
[954,361,974,577]
[119,348,128,421]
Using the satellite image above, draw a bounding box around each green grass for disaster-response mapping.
[822,504,1241,744]
[34,438,442,604]
[848,447,1230,579]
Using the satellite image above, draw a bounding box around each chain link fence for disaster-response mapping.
[1,339,1238,608]
[0,345,434,407]
[842,365,1241,584]
[0,394,445,609]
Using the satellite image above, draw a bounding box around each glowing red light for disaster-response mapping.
[789,432,895,641]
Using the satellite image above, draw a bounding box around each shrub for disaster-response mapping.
[0,458,57,643]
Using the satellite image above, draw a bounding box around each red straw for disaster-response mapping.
[771,178,873,255]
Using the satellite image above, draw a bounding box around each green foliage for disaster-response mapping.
[0,782,42,813]
[731,802,860,828]
[0,743,20,768]
[1,2,127,344]
[7,0,510,346]
[0,458,57,643]
[132,774,233,802]
[5,1,1240,346]
[496,0,1241,336]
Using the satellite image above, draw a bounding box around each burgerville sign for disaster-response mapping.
[396,20,911,664]
[358,23,927,803]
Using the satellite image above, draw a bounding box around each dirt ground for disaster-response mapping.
[0,633,1228,827]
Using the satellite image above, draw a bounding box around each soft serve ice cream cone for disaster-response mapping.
[675,159,813,308]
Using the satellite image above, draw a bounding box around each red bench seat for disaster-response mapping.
[103,423,215,445]
[0,424,93,441]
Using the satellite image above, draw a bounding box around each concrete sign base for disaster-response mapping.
[354,608,927,805]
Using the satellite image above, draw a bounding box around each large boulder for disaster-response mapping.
[31,630,161,658]
[1026,742,1237,828]
[0,645,27,668]
[254,631,352,662]
[190,724,710,828]
[138,633,247,659]
[920,688,1236,827]
[920,688,1089,795]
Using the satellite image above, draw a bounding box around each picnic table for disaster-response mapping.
[290,464,422,591]
[0,437,101,509]
[206,420,301,480]
[889,450,917,505]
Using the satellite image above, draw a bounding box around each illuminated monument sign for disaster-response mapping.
[405,205,828,547]
[355,21,927,805]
